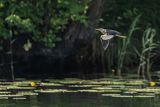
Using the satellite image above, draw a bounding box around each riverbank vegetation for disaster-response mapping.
[0,0,160,80]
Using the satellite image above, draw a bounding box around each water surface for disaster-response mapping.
[0,92,159,107]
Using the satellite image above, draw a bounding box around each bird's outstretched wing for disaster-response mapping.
[100,38,110,50]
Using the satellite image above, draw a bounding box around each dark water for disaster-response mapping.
[0,93,160,107]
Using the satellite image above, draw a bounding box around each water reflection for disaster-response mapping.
[0,93,159,107]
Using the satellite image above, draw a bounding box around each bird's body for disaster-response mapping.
[101,34,114,40]
[96,28,126,50]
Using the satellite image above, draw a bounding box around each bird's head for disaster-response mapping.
[95,28,106,34]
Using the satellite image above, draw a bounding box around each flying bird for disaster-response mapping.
[95,28,126,50]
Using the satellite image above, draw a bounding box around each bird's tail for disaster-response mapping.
[117,35,126,39]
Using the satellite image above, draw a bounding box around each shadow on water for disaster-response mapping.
[0,93,159,107]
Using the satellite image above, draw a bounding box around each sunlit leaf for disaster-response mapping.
[23,40,32,51]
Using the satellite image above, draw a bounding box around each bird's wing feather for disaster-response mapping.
[101,34,114,40]
[107,29,121,35]
[100,38,110,50]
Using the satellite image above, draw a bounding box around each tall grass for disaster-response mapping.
[117,15,141,77]
[134,28,158,80]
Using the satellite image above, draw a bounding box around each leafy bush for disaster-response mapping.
[0,0,90,48]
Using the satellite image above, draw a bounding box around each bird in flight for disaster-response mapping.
[95,28,126,50]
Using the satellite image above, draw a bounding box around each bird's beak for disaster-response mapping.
[95,28,102,34]
[95,28,100,31]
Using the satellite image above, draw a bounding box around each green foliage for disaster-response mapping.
[98,0,160,76]
[5,14,34,32]
[117,15,141,76]
[134,28,159,79]
[100,0,160,33]
[0,0,90,48]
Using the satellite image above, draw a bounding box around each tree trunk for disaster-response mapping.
[29,0,105,77]
[39,0,104,56]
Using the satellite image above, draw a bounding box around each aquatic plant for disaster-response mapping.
[117,15,141,77]
[134,28,159,80]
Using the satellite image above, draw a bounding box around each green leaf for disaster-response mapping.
[23,39,32,51]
